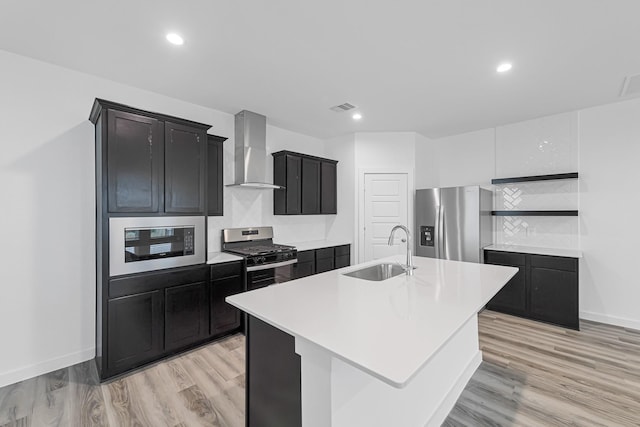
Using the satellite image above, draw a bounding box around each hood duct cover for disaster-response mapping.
[227,110,284,190]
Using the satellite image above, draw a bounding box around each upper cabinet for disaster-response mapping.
[165,121,206,214]
[207,135,225,216]
[90,99,225,215]
[272,151,338,215]
[105,110,164,213]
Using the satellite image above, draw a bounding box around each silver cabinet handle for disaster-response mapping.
[246,259,298,272]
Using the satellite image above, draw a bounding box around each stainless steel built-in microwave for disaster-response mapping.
[109,216,205,277]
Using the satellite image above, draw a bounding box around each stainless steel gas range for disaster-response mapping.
[222,227,297,290]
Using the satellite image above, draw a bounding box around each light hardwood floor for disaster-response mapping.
[2,311,640,426]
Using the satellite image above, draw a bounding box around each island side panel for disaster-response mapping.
[247,315,302,427]
[295,315,482,427]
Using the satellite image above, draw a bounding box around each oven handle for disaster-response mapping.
[246,259,298,272]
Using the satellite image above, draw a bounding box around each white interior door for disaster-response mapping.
[363,173,409,262]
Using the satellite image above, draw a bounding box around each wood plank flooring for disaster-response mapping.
[1,311,639,426]
[444,311,640,427]
[0,334,244,427]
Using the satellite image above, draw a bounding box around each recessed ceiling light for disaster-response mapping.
[166,33,184,46]
[496,63,512,73]
[352,113,362,120]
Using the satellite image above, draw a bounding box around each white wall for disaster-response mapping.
[324,134,357,257]
[0,50,329,387]
[414,133,437,189]
[430,128,496,189]
[579,98,640,329]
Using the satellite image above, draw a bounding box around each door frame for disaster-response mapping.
[357,168,414,263]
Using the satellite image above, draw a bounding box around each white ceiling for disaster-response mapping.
[2,0,640,139]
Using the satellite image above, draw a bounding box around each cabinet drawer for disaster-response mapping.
[297,250,315,263]
[334,245,350,257]
[335,255,350,269]
[211,261,243,279]
[316,257,334,273]
[109,265,208,298]
[530,255,577,272]
[316,247,334,260]
[484,250,526,267]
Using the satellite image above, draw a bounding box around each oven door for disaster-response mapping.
[109,216,205,277]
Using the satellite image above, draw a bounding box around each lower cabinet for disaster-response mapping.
[165,281,208,351]
[102,263,244,380]
[292,250,315,279]
[292,244,351,279]
[107,290,163,372]
[315,247,335,273]
[484,250,579,330]
[210,261,244,336]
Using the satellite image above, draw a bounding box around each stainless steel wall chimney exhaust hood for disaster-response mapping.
[226,110,284,190]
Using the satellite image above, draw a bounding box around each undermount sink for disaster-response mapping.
[343,263,408,281]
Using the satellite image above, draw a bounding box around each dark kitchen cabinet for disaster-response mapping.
[529,255,579,329]
[293,250,316,279]
[247,315,301,427]
[207,135,225,216]
[484,250,579,330]
[106,110,164,213]
[485,251,527,316]
[334,244,351,269]
[321,161,337,214]
[273,151,338,215]
[91,98,218,216]
[301,157,321,214]
[164,121,206,214]
[107,290,163,372]
[315,247,335,273]
[274,153,302,215]
[165,281,208,351]
[291,245,350,279]
[210,261,244,336]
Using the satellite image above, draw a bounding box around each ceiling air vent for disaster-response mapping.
[330,102,357,112]
[620,73,640,97]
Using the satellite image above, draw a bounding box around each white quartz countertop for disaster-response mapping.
[206,251,244,265]
[485,244,583,258]
[282,239,351,252]
[227,255,517,388]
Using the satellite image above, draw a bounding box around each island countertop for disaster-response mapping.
[227,255,517,388]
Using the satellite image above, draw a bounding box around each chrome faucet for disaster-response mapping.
[388,225,415,275]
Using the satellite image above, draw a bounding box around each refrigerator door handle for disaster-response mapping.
[439,204,445,258]
[437,204,444,259]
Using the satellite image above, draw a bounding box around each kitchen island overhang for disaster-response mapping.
[228,255,517,427]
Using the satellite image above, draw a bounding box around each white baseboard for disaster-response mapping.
[580,310,640,331]
[0,347,95,388]
[426,351,483,427]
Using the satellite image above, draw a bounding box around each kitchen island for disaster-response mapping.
[227,255,517,427]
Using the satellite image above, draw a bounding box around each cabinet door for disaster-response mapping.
[286,155,302,214]
[301,158,321,214]
[165,281,208,351]
[485,251,527,316]
[207,136,224,216]
[107,110,163,213]
[165,121,206,213]
[335,255,350,269]
[530,267,579,329]
[107,291,163,372]
[211,264,244,336]
[320,161,337,214]
[316,257,335,274]
[293,261,315,279]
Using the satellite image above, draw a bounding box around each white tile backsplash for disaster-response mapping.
[495,112,579,177]
[495,216,579,249]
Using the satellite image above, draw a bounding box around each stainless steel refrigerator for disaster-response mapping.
[415,186,493,263]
